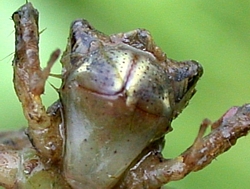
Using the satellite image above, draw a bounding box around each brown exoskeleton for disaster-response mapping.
[0,2,249,189]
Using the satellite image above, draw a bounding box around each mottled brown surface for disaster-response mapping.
[0,2,249,189]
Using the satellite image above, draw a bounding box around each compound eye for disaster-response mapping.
[74,48,134,95]
[125,57,172,116]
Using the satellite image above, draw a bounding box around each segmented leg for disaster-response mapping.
[110,29,166,61]
[0,146,71,188]
[12,3,63,163]
[117,104,250,189]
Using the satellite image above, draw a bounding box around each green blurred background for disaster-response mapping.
[0,1,249,188]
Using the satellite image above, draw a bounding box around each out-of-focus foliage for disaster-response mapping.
[0,1,249,188]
